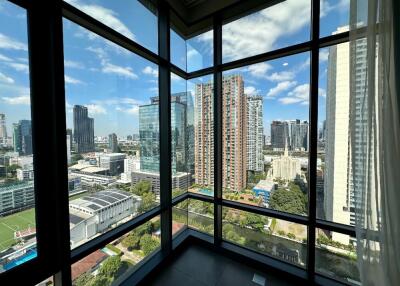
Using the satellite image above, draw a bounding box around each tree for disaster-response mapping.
[131,180,151,196]
[74,273,93,286]
[269,187,307,215]
[87,275,109,286]
[71,154,83,163]
[121,233,140,250]
[242,213,267,231]
[7,164,21,176]
[99,256,121,279]
[138,191,156,213]
[139,234,160,256]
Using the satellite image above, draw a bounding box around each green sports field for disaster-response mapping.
[0,208,35,252]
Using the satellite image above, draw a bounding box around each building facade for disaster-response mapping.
[73,105,95,153]
[13,120,32,155]
[108,133,118,153]
[272,143,301,180]
[98,153,125,176]
[0,181,34,215]
[246,95,264,172]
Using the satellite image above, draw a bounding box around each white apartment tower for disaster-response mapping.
[246,95,264,172]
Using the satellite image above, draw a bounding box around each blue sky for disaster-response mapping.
[0,0,350,137]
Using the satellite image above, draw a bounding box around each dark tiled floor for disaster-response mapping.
[146,244,296,286]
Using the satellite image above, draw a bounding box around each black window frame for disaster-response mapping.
[0,0,367,285]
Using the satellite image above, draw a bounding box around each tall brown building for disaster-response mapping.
[194,75,247,192]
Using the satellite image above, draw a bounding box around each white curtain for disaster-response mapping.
[349,0,400,285]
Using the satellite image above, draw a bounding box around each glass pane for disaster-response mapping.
[316,228,360,284]
[223,207,307,268]
[188,199,214,235]
[187,30,213,72]
[64,19,160,249]
[64,0,158,54]
[170,29,186,71]
[320,0,349,37]
[0,2,37,271]
[71,216,160,285]
[222,0,310,63]
[222,53,310,216]
[171,73,192,199]
[318,43,357,226]
[188,75,214,197]
[172,200,187,237]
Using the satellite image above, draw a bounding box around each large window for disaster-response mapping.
[63,18,160,249]
[0,1,36,271]
[0,0,368,285]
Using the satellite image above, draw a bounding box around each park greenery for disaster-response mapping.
[269,182,307,215]
[74,256,123,286]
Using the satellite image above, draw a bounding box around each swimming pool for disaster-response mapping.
[3,249,37,270]
[198,189,213,196]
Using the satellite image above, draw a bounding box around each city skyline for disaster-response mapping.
[0,1,351,137]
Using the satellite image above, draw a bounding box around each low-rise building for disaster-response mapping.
[17,167,34,181]
[0,181,34,215]
[69,189,141,247]
[252,179,276,205]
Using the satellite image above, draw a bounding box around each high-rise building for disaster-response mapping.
[194,75,247,191]
[108,133,118,153]
[13,120,32,155]
[289,120,308,151]
[67,134,71,165]
[246,95,264,172]
[139,97,159,173]
[139,94,190,175]
[271,121,288,150]
[66,128,73,150]
[73,105,95,153]
[222,75,247,191]
[0,114,7,145]
[194,80,214,188]
[324,26,371,244]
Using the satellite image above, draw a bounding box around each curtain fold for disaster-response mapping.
[349,0,400,285]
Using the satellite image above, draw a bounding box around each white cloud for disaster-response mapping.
[171,73,183,81]
[2,95,30,105]
[65,75,84,84]
[245,62,272,78]
[64,60,84,69]
[0,33,28,51]
[283,62,289,66]
[221,0,310,61]
[68,0,135,39]
[86,46,107,60]
[7,62,29,73]
[0,53,12,62]
[87,104,107,115]
[279,83,309,105]
[124,105,139,115]
[266,71,295,82]
[0,72,14,84]
[244,86,260,95]
[319,87,326,98]
[266,81,296,97]
[142,66,158,77]
[102,63,138,79]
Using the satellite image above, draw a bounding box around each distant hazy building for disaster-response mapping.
[13,120,32,155]
[66,128,73,149]
[108,133,118,153]
[73,105,95,153]
[272,142,301,180]
[271,121,288,150]
[67,134,71,165]
[246,95,264,172]
[0,114,7,145]
[290,120,308,151]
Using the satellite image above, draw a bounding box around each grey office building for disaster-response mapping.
[108,133,118,153]
[73,105,95,153]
